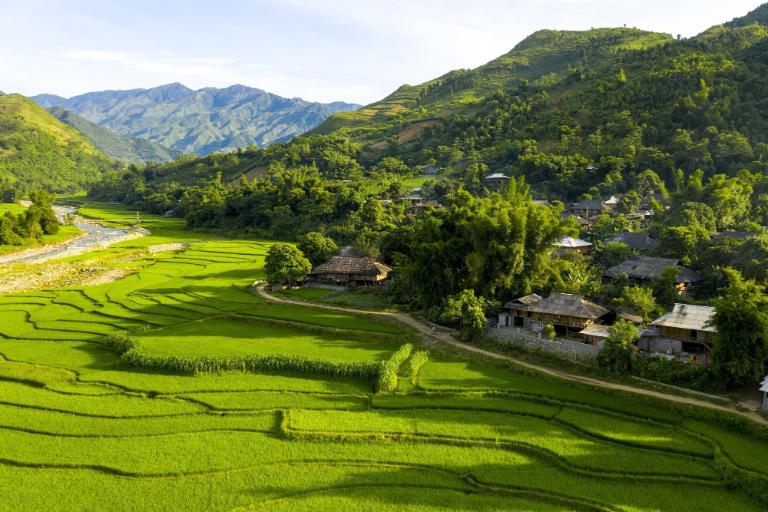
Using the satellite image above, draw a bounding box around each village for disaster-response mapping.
[292,172,768,409]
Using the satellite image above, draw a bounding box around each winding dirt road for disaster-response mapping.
[256,286,768,428]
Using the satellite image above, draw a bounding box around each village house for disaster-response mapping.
[483,173,510,189]
[761,376,768,411]
[606,231,659,252]
[643,303,716,355]
[567,196,618,219]
[309,256,392,287]
[604,256,703,293]
[561,212,593,229]
[554,236,593,255]
[499,292,610,337]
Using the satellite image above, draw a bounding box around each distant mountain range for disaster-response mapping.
[48,107,178,163]
[32,84,360,156]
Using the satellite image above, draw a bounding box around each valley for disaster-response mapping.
[0,205,766,511]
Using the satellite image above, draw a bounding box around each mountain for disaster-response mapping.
[32,84,360,155]
[726,3,768,27]
[47,107,178,163]
[0,94,111,191]
[314,28,673,142]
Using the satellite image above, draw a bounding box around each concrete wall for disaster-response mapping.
[487,327,601,363]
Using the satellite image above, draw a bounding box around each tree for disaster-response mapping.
[597,319,639,374]
[653,267,680,309]
[593,242,635,270]
[711,269,768,390]
[264,244,312,286]
[297,232,337,266]
[439,289,488,341]
[621,285,658,323]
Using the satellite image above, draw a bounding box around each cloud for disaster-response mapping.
[59,50,127,62]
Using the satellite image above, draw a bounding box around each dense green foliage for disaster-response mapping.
[264,243,313,285]
[0,94,112,191]
[597,319,640,374]
[297,231,338,266]
[0,190,60,245]
[711,269,768,389]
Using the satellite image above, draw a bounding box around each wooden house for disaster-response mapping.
[309,256,391,286]
[606,232,659,252]
[502,292,610,336]
[484,173,510,189]
[568,198,613,219]
[555,236,593,255]
[604,256,703,293]
[645,304,716,355]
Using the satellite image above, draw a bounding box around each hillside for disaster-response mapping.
[314,28,673,142]
[48,107,178,163]
[33,83,360,155]
[0,94,111,191]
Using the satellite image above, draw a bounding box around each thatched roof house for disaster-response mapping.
[501,292,610,334]
[310,256,391,286]
[604,256,703,289]
[607,232,659,252]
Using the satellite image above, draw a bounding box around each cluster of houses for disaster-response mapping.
[497,292,716,360]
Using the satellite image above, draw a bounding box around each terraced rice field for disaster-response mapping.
[0,212,767,511]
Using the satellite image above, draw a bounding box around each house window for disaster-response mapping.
[690,330,698,340]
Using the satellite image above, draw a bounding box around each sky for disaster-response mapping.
[0,0,762,105]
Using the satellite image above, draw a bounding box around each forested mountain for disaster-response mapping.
[48,107,178,163]
[33,83,360,155]
[0,94,112,192]
[314,28,673,141]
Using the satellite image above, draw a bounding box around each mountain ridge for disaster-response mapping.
[47,107,178,163]
[32,83,360,155]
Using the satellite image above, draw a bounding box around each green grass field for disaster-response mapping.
[0,205,766,511]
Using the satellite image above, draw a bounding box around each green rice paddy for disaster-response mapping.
[0,210,766,511]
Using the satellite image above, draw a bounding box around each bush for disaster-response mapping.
[103,332,143,354]
[597,319,638,374]
[376,343,413,393]
[407,351,429,385]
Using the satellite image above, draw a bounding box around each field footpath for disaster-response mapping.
[256,286,768,428]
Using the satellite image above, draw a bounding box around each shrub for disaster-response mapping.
[376,343,413,393]
[103,332,143,354]
[597,319,638,374]
[407,351,429,385]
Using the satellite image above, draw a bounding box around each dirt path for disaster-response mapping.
[256,286,768,428]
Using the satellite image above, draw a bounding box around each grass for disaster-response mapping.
[0,202,765,511]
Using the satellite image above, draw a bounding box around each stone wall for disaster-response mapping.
[487,327,601,362]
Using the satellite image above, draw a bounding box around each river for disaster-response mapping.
[0,205,141,265]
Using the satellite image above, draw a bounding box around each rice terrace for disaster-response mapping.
[0,203,762,511]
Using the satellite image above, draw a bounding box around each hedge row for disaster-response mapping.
[121,349,380,380]
[407,351,429,385]
[376,343,413,393]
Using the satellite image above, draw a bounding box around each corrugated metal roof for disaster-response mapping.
[484,173,510,180]
[557,236,593,248]
[579,324,612,338]
[650,304,716,333]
